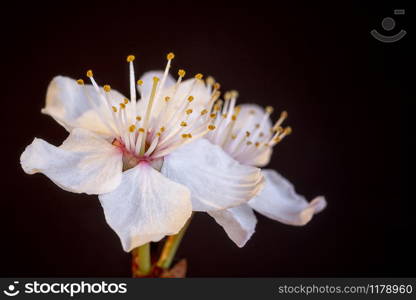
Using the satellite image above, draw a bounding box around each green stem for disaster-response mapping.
[137,243,151,276]
[157,215,192,270]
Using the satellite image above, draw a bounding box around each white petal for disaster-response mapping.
[233,104,273,166]
[20,128,123,194]
[99,163,192,252]
[234,104,272,133]
[42,76,124,136]
[208,204,257,248]
[242,146,272,167]
[249,169,327,225]
[161,139,264,211]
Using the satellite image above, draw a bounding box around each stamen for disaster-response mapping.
[126,55,137,124]
[137,80,143,86]
[86,70,93,78]
[136,116,142,121]
[139,76,159,155]
[178,69,186,77]
[265,106,274,114]
[206,76,215,86]
[180,121,187,127]
[103,85,111,92]
[77,79,84,85]
[129,125,136,132]
[195,73,203,80]
[208,125,216,130]
[273,111,288,130]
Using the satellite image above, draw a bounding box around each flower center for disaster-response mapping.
[76,53,220,165]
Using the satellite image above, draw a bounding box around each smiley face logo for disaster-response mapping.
[3,281,20,297]
[371,9,406,43]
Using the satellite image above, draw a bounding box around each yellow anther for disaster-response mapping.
[212,90,221,100]
[206,76,215,85]
[224,91,231,100]
[187,133,192,138]
[231,135,237,140]
[120,103,126,109]
[86,70,93,77]
[208,125,216,130]
[181,133,188,139]
[186,109,193,115]
[255,142,260,147]
[266,106,274,114]
[164,96,170,102]
[281,111,288,119]
[112,106,118,112]
[180,121,188,127]
[274,126,283,133]
[213,82,221,90]
[124,98,129,104]
[195,73,203,80]
[264,143,270,147]
[136,116,142,121]
[126,55,135,62]
[214,100,223,111]
[187,96,194,102]
[138,128,145,133]
[210,113,216,118]
[231,115,237,121]
[76,79,84,85]
[129,125,136,132]
[284,126,292,135]
[200,109,208,115]
[137,80,143,86]
[160,127,165,132]
[178,69,186,77]
[153,76,160,82]
[167,52,175,60]
[246,131,251,137]
[222,113,227,118]
[103,85,111,92]
[234,106,241,114]
[247,141,253,146]
[230,90,239,98]
[156,132,161,137]
[273,137,282,143]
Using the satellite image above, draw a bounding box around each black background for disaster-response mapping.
[1,1,412,277]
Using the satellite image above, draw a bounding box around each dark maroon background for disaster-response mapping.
[1,1,412,276]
